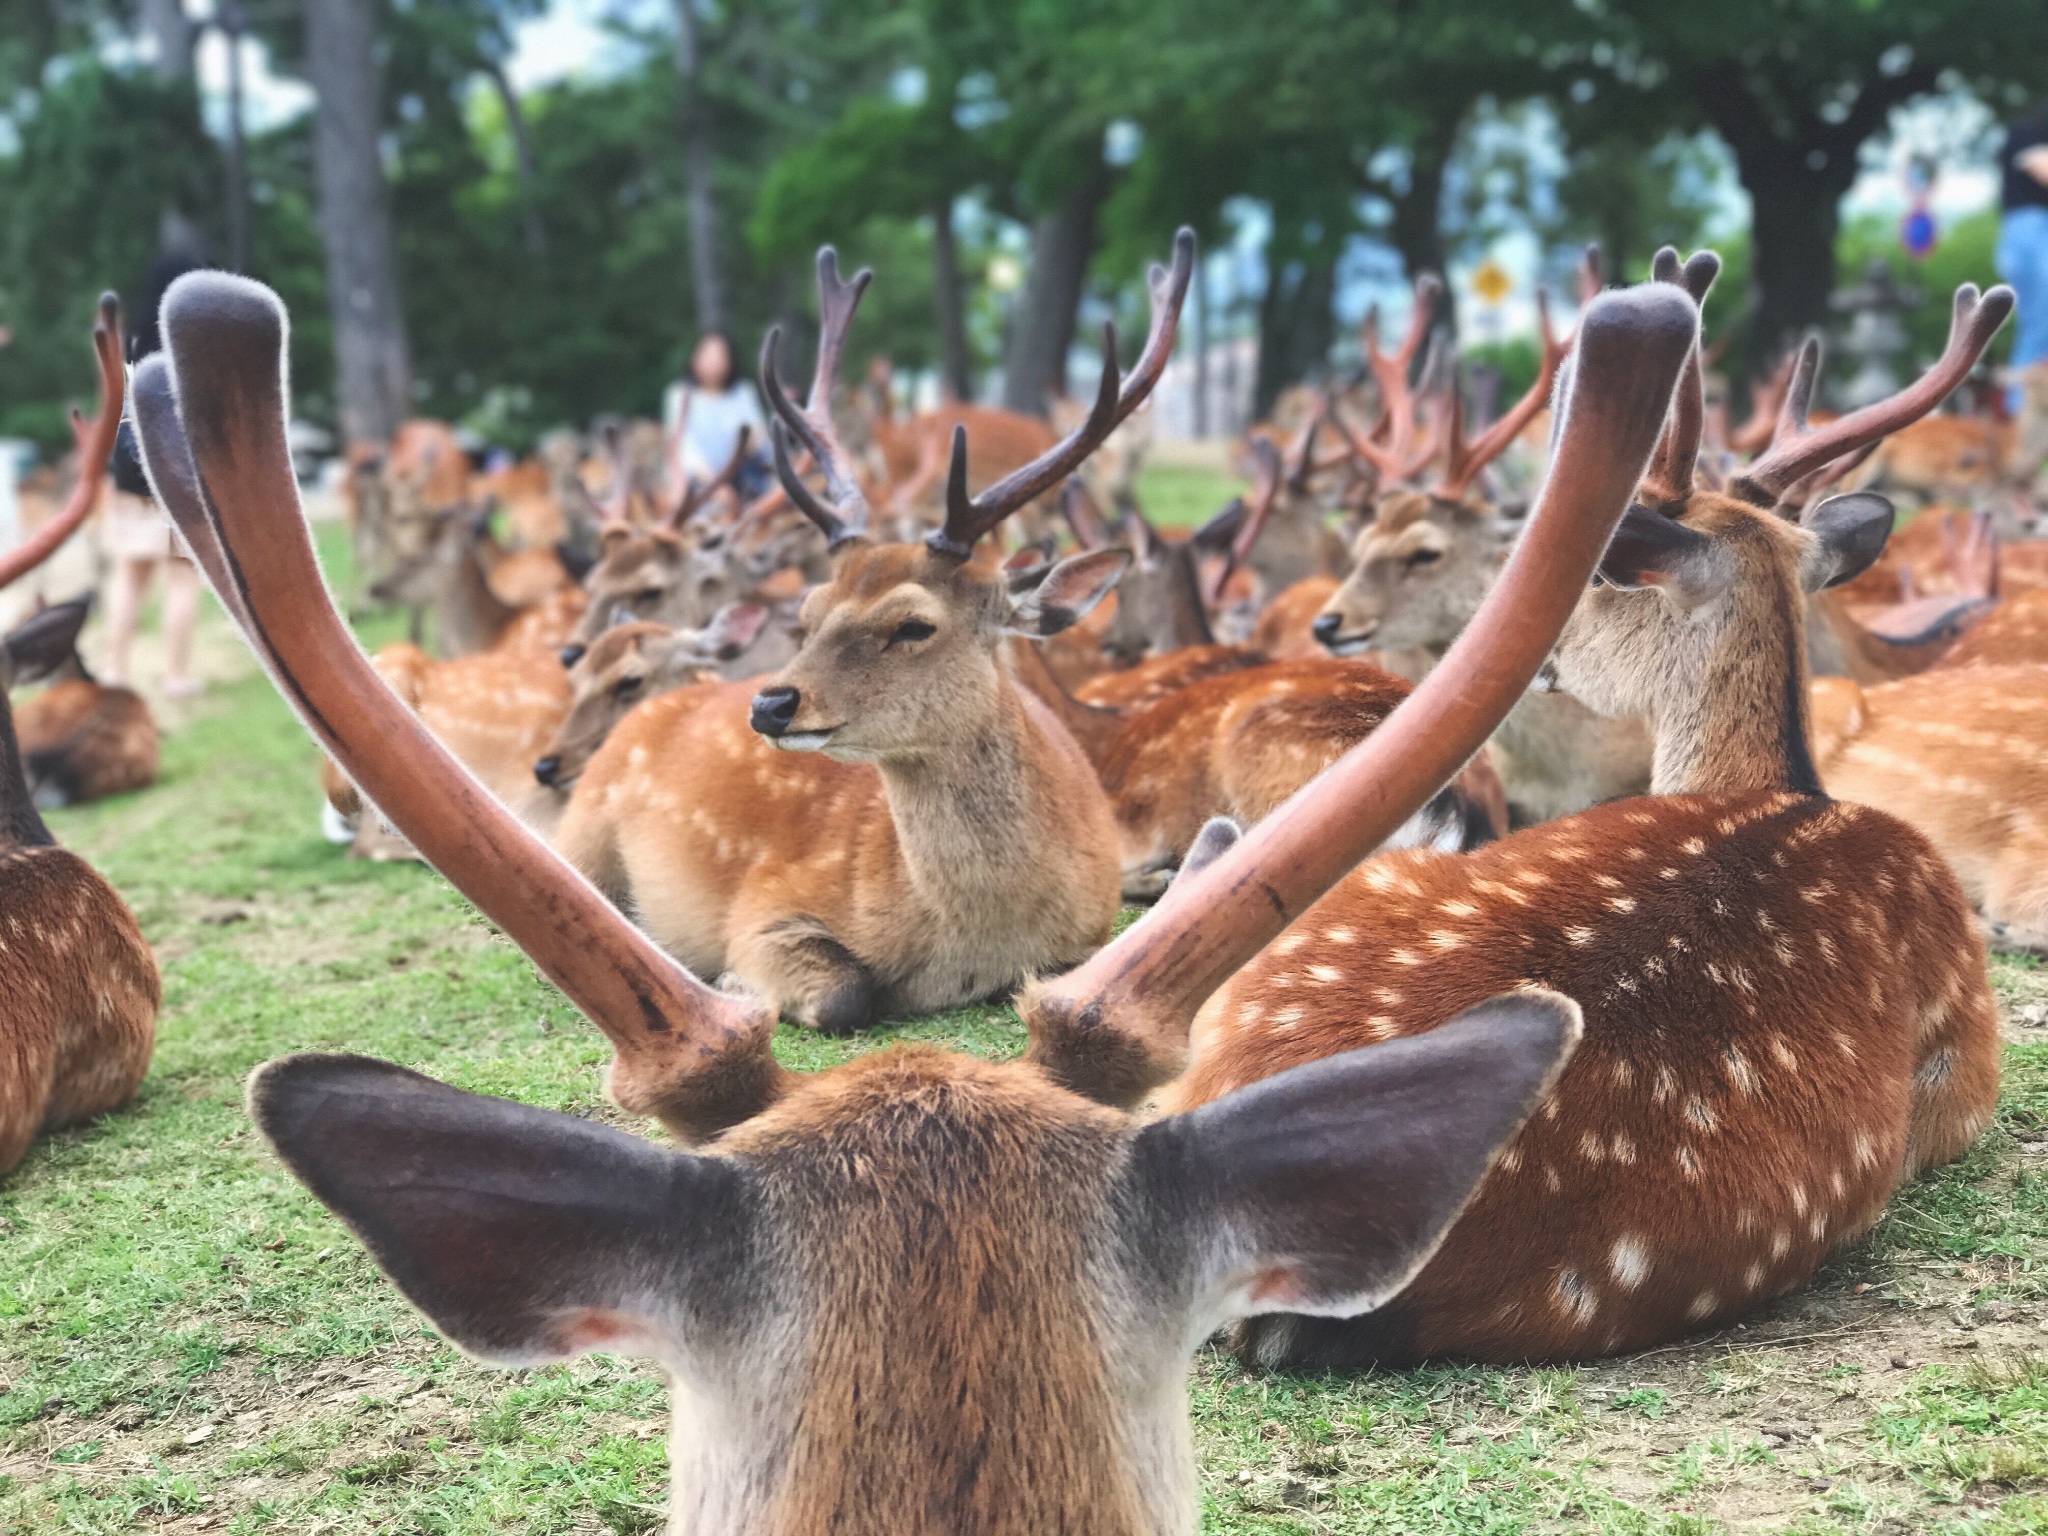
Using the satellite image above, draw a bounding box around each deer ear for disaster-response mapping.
[1129,991,1580,1324]
[1799,493,1893,592]
[248,1055,758,1366]
[3,597,92,685]
[1596,504,1733,608]
[1003,548,1130,638]
[697,601,770,660]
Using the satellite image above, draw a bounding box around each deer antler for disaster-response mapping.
[1338,274,1442,486]
[1729,346,1798,457]
[1281,393,1332,493]
[762,247,876,551]
[1058,478,1117,551]
[1202,435,1284,607]
[0,294,123,591]
[1019,283,1700,1105]
[1577,243,1604,306]
[1733,283,2014,509]
[1438,291,1572,500]
[665,425,751,530]
[134,272,787,1144]
[928,228,1197,559]
[1638,247,1723,510]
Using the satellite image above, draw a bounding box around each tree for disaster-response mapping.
[305,0,412,445]
[671,0,725,330]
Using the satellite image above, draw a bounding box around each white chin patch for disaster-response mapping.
[1327,636,1377,658]
[773,731,837,752]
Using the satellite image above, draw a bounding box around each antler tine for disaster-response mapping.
[1282,392,1331,492]
[0,293,124,590]
[1204,434,1285,606]
[1639,248,1722,510]
[1577,243,1604,306]
[1734,283,2015,508]
[1439,291,1571,500]
[1352,273,1442,476]
[138,271,787,1142]
[1776,334,1823,443]
[761,246,877,550]
[1058,477,1116,552]
[929,226,1196,559]
[1019,282,1699,1105]
[667,424,750,529]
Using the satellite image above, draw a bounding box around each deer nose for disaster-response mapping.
[1311,613,1344,645]
[558,644,585,668]
[750,686,801,737]
[534,756,562,787]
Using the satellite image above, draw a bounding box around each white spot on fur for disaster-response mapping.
[1687,1291,1718,1321]
[1609,1237,1650,1290]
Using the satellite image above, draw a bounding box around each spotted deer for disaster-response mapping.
[139,261,1697,1536]
[542,243,1208,1031]
[11,596,159,808]
[1,348,158,1178]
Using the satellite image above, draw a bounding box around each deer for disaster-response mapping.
[1307,291,1649,825]
[1,336,158,1179]
[369,500,580,658]
[10,596,159,808]
[1153,257,2011,1371]
[543,241,1202,1032]
[530,606,773,795]
[138,252,1705,1536]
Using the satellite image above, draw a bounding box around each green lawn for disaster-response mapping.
[4,531,2048,1533]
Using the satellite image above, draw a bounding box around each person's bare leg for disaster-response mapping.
[162,557,201,696]
[103,557,154,687]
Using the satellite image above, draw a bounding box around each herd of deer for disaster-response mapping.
[4,217,2048,1530]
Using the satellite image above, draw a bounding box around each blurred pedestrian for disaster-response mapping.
[1998,100,2048,488]
[662,330,772,503]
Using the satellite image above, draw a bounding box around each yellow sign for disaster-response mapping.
[1472,260,1512,304]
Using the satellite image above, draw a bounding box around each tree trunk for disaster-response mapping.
[1002,162,1111,416]
[219,2,249,272]
[1380,100,1465,339]
[672,0,725,331]
[1253,251,1336,421]
[1696,59,1938,377]
[483,57,547,256]
[138,0,195,80]
[932,197,972,400]
[306,0,413,445]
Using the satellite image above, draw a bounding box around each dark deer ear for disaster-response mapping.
[1004,548,1130,638]
[2,597,92,684]
[1128,991,1579,1323]
[248,1055,760,1365]
[1799,492,1894,592]
[1596,504,1733,608]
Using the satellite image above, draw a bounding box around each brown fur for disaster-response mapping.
[14,680,159,805]
[1252,576,1339,657]
[1812,666,2048,949]
[534,622,727,791]
[1936,588,2048,671]
[553,543,1123,1028]
[0,843,159,1175]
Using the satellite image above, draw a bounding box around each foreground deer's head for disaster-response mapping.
[1550,250,2014,795]
[134,267,1694,1534]
[744,245,1192,758]
[1313,291,1570,657]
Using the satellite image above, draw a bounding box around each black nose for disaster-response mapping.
[1311,613,1343,644]
[751,686,801,737]
[558,644,585,669]
[534,756,561,787]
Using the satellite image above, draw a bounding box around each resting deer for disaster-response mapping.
[1162,256,2007,1370]
[11,597,159,808]
[140,255,1699,1536]
[531,607,772,794]
[549,243,1195,1030]
[370,502,578,658]
[2,339,158,1179]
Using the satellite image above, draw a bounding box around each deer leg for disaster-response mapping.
[731,917,875,1035]
[1904,930,2002,1178]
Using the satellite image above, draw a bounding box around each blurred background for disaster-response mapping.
[0,0,2043,468]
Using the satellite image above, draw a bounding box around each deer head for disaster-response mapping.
[133,266,1692,1535]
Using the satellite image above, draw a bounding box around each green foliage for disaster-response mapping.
[1838,209,2014,373]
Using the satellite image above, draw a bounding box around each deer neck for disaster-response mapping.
[1000,637,1123,768]
[1156,546,1214,650]
[441,528,521,655]
[0,692,54,851]
[1647,567,1822,799]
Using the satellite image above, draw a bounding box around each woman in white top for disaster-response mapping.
[662,330,771,501]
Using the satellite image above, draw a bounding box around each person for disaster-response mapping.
[662,330,772,503]
[99,419,200,696]
[1997,101,2048,488]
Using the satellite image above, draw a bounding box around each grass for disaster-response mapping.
[4,524,2048,1532]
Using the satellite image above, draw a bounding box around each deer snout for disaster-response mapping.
[1311,613,1345,645]
[534,755,562,787]
[558,644,585,669]
[750,686,802,737]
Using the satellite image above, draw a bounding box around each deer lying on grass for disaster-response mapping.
[369,501,580,658]
[141,254,1696,1536]
[1161,259,2008,1370]
[548,242,1194,1030]
[531,607,771,794]
[1,350,158,1177]
[11,597,159,808]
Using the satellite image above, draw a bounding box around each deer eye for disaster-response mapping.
[888,618,937,647]
[1407,548,1443,568]
[611,676,644,700]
